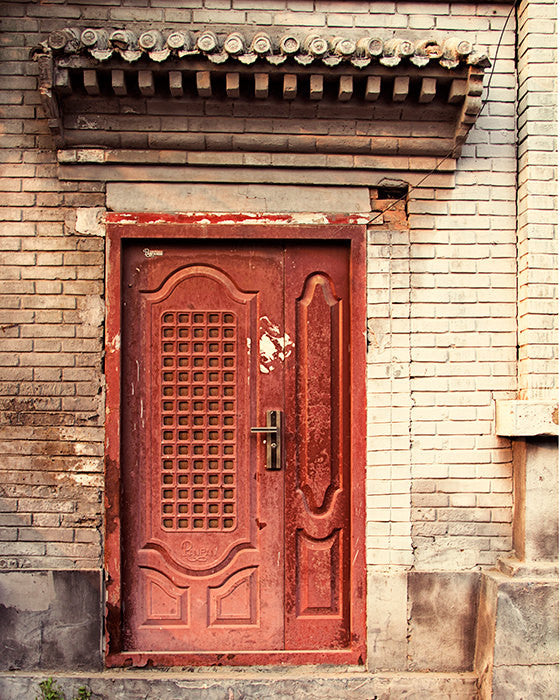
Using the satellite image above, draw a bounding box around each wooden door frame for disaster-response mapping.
[104,214,367,667]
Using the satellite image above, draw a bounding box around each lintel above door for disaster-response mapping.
[32,27,489,174]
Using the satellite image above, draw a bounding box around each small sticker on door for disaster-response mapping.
[143,248,163,258]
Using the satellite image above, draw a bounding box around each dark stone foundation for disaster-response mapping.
[0,570,103,671]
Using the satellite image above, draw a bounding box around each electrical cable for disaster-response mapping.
[367,0,519,224]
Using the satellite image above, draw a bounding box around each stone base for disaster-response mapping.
[0,570,102,671]
[475,562,559,699]
[495,400,558,437]
[368,570,480,672]
[0,670,477,700]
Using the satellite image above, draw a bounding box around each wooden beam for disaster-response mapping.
[138,70,154,96]
[365,75,381,101]
[449,79,468,104]
[58,53,467,81]
[169,71,183,97]
[196,71,212,98]
[111,69,127,96]
[419,77,437,103]
[83,70,99,96]
[254,73,268,99]
[393,76,409,102]
[36,53,63,148]
[338,75,353,102]
[283,74,297,100]
[54,67,71,95]
[226,72,240,98]
[309,74,323,101]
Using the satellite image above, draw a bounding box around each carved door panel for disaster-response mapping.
[283,245,351,649]
[120,240,353,654]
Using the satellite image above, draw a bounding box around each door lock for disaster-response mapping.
[251,410,284,471]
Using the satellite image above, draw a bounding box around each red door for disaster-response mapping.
[107,225,365,665]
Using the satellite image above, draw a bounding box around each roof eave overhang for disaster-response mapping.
[33,28,491,171]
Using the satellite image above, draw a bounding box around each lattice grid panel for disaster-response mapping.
[159,311,237,532]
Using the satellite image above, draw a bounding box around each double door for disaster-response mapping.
[108,229,365,664]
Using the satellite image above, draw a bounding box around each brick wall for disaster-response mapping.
[516,0,558,402]
[407,50,519,568]
[0,0,547,574]
[1,3,107,569]
[365,2,518,570]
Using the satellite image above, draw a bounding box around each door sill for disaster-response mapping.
[106,649,365,668]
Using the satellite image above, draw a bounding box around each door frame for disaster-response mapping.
[104,214,367,667]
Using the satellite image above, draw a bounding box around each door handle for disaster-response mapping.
[251,410,284,471]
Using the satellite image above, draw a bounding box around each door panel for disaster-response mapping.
[283,245,351,649]
[122,243,284,651]
[118,237,358,656]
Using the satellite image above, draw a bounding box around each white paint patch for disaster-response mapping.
[76,148,105,163]
[75,207,105,236]
[143,248,163,258]
[259,334,277,366]
[55,472,100,487]
[259,316,294,374]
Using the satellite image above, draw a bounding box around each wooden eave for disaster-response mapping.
[33,28,490,167]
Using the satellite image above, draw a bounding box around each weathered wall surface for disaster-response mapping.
[1,3,106,573]
[0,569,102,669]
[0,0,519,577]
[0,0,557,681]
[363,3,518,572]
[516,0,558,403]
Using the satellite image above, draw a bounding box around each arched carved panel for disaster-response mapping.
[140,568,189,628]
[143,264,258,573]
[295,530,341,617]
[208,567,258,627]
[296,273,343,513]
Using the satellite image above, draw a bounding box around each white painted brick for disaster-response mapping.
[408,15,435,29]
[326,13,353,26]
[273,10,325,25]
[354,13,407,27]
[435,14,490,29]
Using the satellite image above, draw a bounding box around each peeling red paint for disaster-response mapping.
[105,212,369,226]
[105,649,363,667]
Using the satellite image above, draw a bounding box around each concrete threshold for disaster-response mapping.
[0,669,478,699]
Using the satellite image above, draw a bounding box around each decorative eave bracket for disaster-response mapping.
[32,28,490,169]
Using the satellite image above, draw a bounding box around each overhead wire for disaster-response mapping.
[367,0,519,224]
